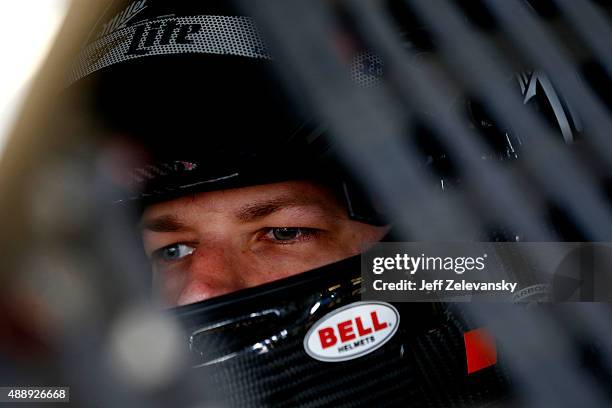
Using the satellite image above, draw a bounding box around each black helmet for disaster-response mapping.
[64,1,585,406]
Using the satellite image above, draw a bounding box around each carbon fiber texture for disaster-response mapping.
[176,258,511,408]
[190,308,509,408]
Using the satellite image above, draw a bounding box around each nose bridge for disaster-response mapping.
[176,242,245,306]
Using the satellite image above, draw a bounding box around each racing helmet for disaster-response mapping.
[63,0,583,406]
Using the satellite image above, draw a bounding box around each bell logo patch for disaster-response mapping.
[304,301,399,362]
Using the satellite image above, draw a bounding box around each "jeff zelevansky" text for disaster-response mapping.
[373,279,518,293]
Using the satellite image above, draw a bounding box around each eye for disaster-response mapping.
[264,227,317,243]
[153,243,195,262]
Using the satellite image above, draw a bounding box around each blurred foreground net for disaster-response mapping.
[2,0,612,407]
[238,1,612,406]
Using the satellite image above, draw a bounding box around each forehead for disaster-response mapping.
[141,180,344,221]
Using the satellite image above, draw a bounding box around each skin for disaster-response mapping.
[140,180,388,307]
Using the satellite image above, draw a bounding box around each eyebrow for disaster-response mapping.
[234,195,325,222]
[140,214,189,232]
[141,194,338,232]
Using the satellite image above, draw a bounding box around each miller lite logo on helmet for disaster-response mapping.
[303,302,399,362]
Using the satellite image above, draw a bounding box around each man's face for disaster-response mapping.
[140,180,388,307]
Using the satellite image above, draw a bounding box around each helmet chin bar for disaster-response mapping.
[172,254,508,407]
